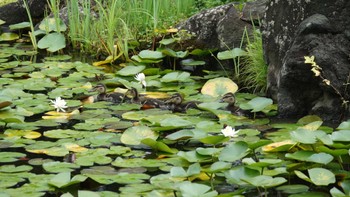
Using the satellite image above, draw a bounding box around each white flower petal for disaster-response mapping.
[51,97,68,112]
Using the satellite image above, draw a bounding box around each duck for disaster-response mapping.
[125,87,167,110]
[89,83,127,103]
[220,92,255,117]
[165,93,201,113]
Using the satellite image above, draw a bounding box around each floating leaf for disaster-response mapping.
[9,22,30,30]
[219,141,250,162]
[177,181,218,197]
[217,48,247,60]
[38,33,66,52]
[160,71,191,82]
[0,165,32,173]
[121,125,158,145]
[243,175,287,188]
[240,97,273,112]
[308,168,336,186]
[286,151,333,165]
[180,59,206,66]
[201,77,238,97]
[141,138,177,154]
[0,33,19,41]
[39,17,67,32]
[0,152,26,163]
[43,161,80,173]
[117,65,145,76]
[138,50,165,59]
[276,184,309,194]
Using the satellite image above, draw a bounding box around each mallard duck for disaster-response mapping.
[220,92,251,117]
[165,93,201,113]
[126,87,167,109]
[89,83,126,103]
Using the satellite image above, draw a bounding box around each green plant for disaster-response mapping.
[240,27,268,93]
[23,0,37,51]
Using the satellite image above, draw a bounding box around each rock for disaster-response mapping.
[0,0,48,26]
[177,1,268,51]
[263,0,350,122]
[241,0,268,25]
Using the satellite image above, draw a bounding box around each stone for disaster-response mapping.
[263,0,350,122]
[0,0,48,26]
[177,1,268,51]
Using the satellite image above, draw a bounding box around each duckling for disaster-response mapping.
[89,83,126,103]
[220,92,252,117]
[165,93,201,113]
[126,87,167,110]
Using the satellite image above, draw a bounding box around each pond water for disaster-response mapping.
[0,43,348,197]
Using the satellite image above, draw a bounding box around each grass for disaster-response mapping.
[240,26,267,94]
[66,0,198,60]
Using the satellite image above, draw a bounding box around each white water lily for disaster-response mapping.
[135,73,147,88]
[51,97,68,112]
[221,126,239,138]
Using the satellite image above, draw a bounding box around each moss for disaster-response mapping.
[0,0,18,7]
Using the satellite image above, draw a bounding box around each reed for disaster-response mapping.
[66,0,197,59]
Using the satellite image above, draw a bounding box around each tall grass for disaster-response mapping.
[66,0,196,60]
[240,27,267,94]
[23,0,37,51]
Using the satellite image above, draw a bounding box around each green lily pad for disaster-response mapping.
[217,48,247,60]
[39,17,67,32]
[49,172,87,188]
[85,173,150,185]
[180,59,206,66]
[160,48,188,58]
[43,161,80,173]
[9,22,30,30]
[219,141,250,162]
[0,33,19,41]
[286,151,333,164]
[276,184,309,194]
[0,152,26,163]
[160,71,191,83]
[120,125,158,145]
[138,50,165,60]
[117,65,145,76]
[201,77,238,97]
[0,165,32,173]
[141,138,177,154]
[38,33,66,52]
[243,175,287,188]
[240,97,273,112]
[177,181,218,197]
[308,168,336,186]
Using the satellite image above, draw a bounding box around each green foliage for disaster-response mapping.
[240,28,268,93]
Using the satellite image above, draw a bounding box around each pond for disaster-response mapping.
[0,43,349,197]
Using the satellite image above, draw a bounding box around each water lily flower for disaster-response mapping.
[135,73,147,88]
[221,126,239,138]
[51,97,68,112]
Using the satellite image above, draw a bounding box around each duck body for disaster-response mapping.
[90,83,127,104]
[165,93,201,113]
[220,92,262,117]
[126,88,167,110]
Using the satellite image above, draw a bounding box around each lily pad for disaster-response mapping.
[38,33,66,52]
[217,48,247,60]
[160,71,191,83]
[43,161,80,173]
[117,65,145,76]
[0,33,19,41]
[120,125,158,145]
[138,50,165,60]
[201,77,238,97]
[0,152,26,163]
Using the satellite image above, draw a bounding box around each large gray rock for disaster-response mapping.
[263,0,350,122]
[177,1,268,51]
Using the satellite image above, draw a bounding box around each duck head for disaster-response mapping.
[89,83,107,94]
[220,92,236,105]
[165,93,183,105]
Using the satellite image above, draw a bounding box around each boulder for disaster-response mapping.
[263,0,350,122]
[0,0,48,26]
[177,1,268,51]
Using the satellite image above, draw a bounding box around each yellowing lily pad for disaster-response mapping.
[201,77,238,97]
[262,140,296,152]
[63,143,88,152]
